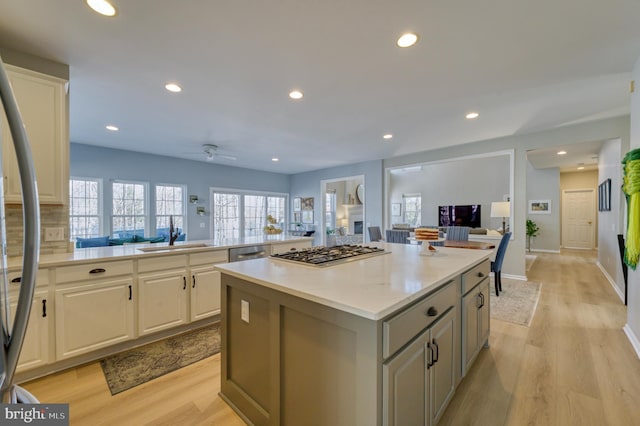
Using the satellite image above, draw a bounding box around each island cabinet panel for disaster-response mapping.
[462,277,490,376]
[221,274,379,426]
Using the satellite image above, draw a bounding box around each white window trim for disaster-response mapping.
[209,187,289,239]
[69,176,104,238]
[111,179,150,237]
[154,182,187,234]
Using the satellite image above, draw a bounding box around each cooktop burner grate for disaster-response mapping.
[270,244,388,267]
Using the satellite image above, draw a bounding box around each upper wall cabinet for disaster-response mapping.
[1,64,69,204]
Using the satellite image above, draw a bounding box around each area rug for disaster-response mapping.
[490,278,541,327]
[100,324,220,395]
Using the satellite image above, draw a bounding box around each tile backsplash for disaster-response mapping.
[5,204,70,257]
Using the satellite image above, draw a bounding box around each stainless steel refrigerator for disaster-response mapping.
[0,54,42,403]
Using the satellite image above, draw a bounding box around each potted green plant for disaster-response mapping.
[526,219,539,252]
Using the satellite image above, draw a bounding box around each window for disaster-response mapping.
[403,194,421,227]
[112,181,147,238]
[325,190,336,231]
[69,178,102,239]
[212,189,287,239]
[156,184,185,236]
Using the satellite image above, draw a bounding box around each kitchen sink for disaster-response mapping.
[137,243,209,252]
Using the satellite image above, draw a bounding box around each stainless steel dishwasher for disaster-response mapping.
[228,244,271,262]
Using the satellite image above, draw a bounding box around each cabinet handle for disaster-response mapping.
[42,299,47,318]
[11,277,21,283]
[426,306,438,317]
[192,275,196,288]
[183,276,187,290]
[89,268,106,274]
[477,271,485,277]
[432,339,439,364]
[128,285,132,300]
[478,292,485,309]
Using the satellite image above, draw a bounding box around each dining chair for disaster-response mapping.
[385,229,410,244]
[446,226,470,241]
[492,232,512,296]
[368,226,383,242]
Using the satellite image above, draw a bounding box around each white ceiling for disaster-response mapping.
[1,0,639,174]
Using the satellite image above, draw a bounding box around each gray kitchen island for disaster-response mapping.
[215,242,492,426]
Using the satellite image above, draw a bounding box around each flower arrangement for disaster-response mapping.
[264,214,283,234]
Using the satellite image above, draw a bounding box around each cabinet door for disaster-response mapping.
[11,291,50,372]
[430,308,456,424]
[271,241,312,255]
[383,328,430,426]
[1,65,67,204]
[55,278,135,359]
[190,265,221,321]
[462,288,480,375]
[138,269,188,335]
[478,279,490,345]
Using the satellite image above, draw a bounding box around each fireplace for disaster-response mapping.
[354,221,363,235]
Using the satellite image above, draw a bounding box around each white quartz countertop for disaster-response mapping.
[8,235,313,269]
[215,242,491,320]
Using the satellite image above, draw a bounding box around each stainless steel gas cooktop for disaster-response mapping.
[270,244,388,267]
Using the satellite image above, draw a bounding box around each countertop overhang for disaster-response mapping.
[215,242,491,320]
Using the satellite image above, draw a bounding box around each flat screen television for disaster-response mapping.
[438,204,481,228]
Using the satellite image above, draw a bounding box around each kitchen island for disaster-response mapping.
[215,242,492,426]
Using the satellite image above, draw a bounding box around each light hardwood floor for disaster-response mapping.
[22,250,640,425]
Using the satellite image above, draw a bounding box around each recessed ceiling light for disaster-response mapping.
[105,125,119,131]
[289,90,303,100]
[557,150,567,155]
[397,33,418,48]
[465,112,479,120]
[383,134,393,140]
[86,0,117,17]
[272,157,279,162]
[165,83,182,93]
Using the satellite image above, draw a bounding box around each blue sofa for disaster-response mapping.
[76,228,186,248]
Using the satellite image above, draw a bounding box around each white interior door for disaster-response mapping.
[562,189,596,249]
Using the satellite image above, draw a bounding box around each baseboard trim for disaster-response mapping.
[623,324,640,359]
[596,261,625,303]
[502,273,527,281]
[528,249,561,254]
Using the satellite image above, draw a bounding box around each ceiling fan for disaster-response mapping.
[201,144,236,161]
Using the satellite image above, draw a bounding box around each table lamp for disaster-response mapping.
[490,201,510,234]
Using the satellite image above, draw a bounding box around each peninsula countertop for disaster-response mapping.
[7,235,313,269]
[215,242,491,320]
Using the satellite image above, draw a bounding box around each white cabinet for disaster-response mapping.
[0,64,68,204]
[189,250,226,322]
[271,240,312,255]
[462,278,490,375]
[55,278,135,359]
[11,290,50,372]
[138,255,189,336]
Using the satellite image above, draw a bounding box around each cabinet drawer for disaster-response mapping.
[7,268,49,289]
[383,279,458,359]
[56,260,133,284]
[138,254,187,273]
[190,250,227,265]
[461,259,490,295]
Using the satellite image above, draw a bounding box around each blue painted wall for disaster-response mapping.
[71,143,291,240]
[289,160,384,245]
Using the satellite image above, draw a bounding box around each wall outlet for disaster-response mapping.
[241,300,250,323]
[200,222,206,228]
[44,227,65,242]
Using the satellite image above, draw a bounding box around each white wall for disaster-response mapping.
[388,155,510,229]
[626,56,640,354]
[597,139,624,301]
[526,163,561,252]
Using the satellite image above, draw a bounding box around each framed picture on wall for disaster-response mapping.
[528,199,551,214]
[301,197,314,210]
[599,178,611,211]
[293,198,301,212]
[391,203,401,216]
